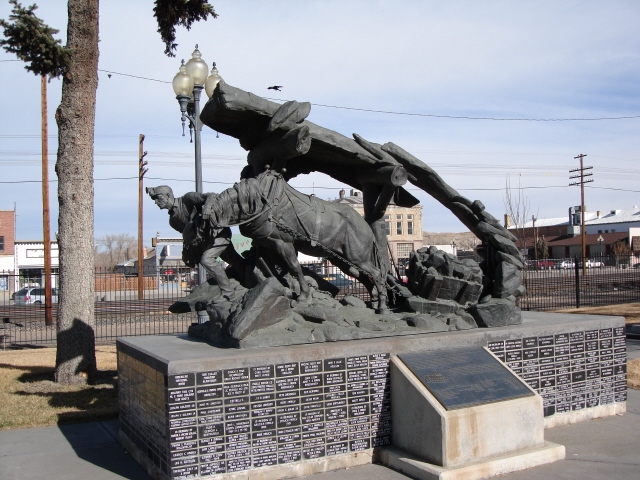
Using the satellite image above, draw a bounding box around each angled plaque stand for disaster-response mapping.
[382,348,565,480]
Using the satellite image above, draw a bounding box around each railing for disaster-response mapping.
[0,267,198,347]
[1,255,638,347]
[518,254,640,311]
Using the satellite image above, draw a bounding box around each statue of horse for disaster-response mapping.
[202,170,390,312]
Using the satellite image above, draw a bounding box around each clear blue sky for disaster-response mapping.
[1,0,639,244]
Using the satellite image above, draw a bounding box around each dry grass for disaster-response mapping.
[0,345,118,430]
[554,302,640,324]
[629,358,640,390]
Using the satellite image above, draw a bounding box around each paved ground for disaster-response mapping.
[1,340,639,480]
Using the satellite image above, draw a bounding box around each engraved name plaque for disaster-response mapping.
[399,347,534,410]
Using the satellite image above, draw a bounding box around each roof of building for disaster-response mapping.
[15,241,59,245]
[513,207,640,229]
[515,231,628,248]
[585,207,640,225]
[518,217,569,228]
[333,190,363,205]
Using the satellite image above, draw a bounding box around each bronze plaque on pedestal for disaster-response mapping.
[398,347,534,410]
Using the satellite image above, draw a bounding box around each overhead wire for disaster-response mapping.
[94,69,640,122]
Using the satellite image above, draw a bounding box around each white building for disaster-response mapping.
[13,241,59,290]
[584,207,640,234]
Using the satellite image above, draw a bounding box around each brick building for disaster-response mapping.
[0,210,16,291]
[506,205,640,261]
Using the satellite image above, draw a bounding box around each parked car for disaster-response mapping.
[14,287,59,305]
[162,269,177,281]
[579,259,604,268]
[324,273,354,288]
[532,260,556,270]
[556,260,575,269]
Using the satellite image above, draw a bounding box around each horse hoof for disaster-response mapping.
[377,308,392,315]
[290,300,298,308]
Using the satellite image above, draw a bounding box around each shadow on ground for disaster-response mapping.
[2,362,119,425]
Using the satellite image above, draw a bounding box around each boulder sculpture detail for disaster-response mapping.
[152,81,526,348]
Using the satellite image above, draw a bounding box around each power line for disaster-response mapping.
[98,69,170,84]
[5,63,640,121]
[96,69,640,122]
[307,103,640,122]
[587,185,640,193]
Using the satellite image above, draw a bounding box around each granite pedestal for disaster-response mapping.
[116,311,626,480]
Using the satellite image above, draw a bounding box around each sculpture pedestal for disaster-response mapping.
[116,311,625,480]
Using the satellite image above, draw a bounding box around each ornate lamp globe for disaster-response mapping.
[172,60,194,97]
[185,45,208,86]
[205,63,222,98]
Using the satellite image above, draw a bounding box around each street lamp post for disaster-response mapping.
[172,46,222,323]
[597,235,604,258]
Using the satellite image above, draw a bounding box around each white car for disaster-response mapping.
[14,287,59,305]
[557,260,575,269]
[583,259,604,268]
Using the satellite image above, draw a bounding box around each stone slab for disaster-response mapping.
[390,356,545,467]
[116,311,623,376]
[398,348,533,410]
[379,442,566,480]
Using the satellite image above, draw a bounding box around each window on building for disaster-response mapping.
[0,236,3,252]
[407,222,413,235]
[397,243,413,259]
[384,222,390,236]
[396,214,403,220]
[611,229,615,233]
[396,222,403,235]
[407,214,413,220]
[605,230,609,233]
[598,230,602,234]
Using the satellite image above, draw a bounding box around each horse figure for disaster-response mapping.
[202,170,390,312]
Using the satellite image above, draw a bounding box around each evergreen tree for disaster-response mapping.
[535,237,549,260]
[3,0,217,384]
[0,0,69,77]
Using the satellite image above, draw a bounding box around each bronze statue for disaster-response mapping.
[152,81,527,347]
[201,170,390,313]
[146,185,246,301]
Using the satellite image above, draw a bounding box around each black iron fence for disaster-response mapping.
[1,255,638,347]
[0,267,198,348]
[519,254,640,311]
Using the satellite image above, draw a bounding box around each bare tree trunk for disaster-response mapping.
[54,0,99,384]
[503,175,530,257]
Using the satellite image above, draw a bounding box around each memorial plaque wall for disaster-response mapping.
[487,326,627,417]
[118,317,627,480]
[119,353,391,480]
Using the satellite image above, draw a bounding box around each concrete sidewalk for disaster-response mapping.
[1,339,638,480]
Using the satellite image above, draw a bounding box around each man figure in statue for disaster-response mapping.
[147,185,244,301]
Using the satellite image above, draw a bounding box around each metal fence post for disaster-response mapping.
[574,255,580,308]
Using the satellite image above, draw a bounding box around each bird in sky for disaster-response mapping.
[268,85,283,91]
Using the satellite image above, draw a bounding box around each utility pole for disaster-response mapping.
[532,215,537,261]
[138,135,148,300]
[570,154,593,275]
[41,75,53,326]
